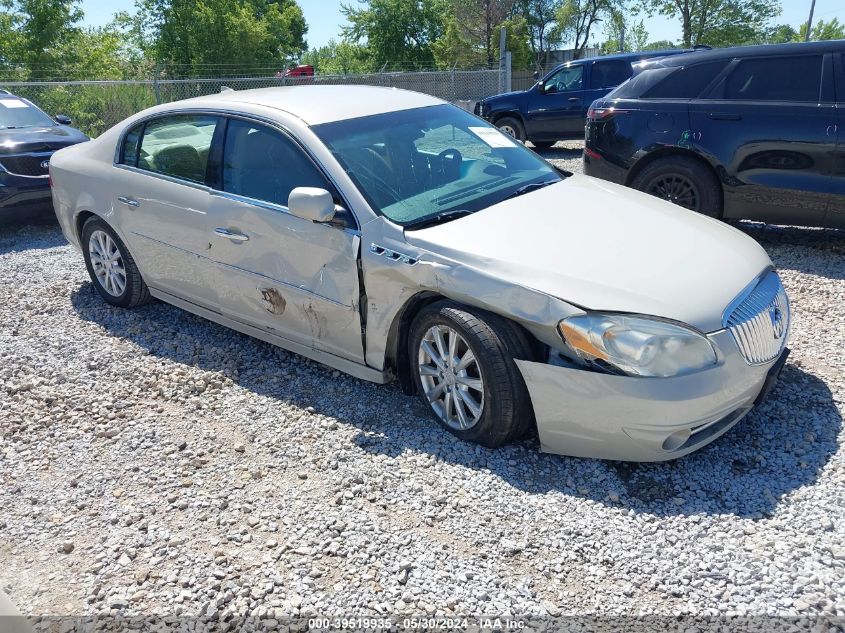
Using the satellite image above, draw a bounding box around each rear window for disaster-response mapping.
[590,60,632,89]
[606,67,675,99]
[643,61,729,99]
[719,55,824,102]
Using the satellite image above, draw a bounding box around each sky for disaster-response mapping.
[80,0,845,51]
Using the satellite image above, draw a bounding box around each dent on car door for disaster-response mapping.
[691,53,835,226]
[112,113,221,305]
[526,64,585,137]
[205,117,364,362]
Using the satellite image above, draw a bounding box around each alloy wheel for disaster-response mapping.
[417,325,484,431]
[645,174,700,210]
[88,230,127,297]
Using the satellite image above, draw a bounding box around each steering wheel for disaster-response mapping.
[435,148,463,184]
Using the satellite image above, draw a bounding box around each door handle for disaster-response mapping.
[214,227,249,242]
[117,196,140,207]
[708,112,742,121]
[568,97,581,102]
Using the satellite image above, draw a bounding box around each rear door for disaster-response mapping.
[827,51,845,227]
[112,113,221,305]
[690,53,836,225]
[525,63,586,138]
[204,116,364,362]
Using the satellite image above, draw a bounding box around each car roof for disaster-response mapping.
[177,85,445,126]
[557,48,694,68]
[654,39,845,67]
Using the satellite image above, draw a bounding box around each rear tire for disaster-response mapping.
[82,216,151,308]
[495,117,526,143]
[409,301,534,449]
[630,156,722,217]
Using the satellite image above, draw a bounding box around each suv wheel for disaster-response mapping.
[631,156,722,217]
[409,301,534,448]
[495,117,526,143]
[82,216,152,308]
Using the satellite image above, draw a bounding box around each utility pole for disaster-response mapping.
[620,25,626,53]
[805,0,816,41]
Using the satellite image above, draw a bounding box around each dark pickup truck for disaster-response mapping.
[474,49,700,148]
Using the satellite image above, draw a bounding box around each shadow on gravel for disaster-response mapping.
[0,219,65,255]
[738,222,845,280]
[71,281,841,520]
[535,145,583,161]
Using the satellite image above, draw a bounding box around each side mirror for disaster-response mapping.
[55,114,72,125]
[532,71,539,80]
[288,187,336,222]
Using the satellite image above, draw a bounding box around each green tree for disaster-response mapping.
[139,0,307,75]
[599,10,649,54]
[341,0,447,70]
[301,39,371,74]
[0,0,83,78]
[639,0,781,48]
[450,0,517,67]
[800,18,845,41]
[514,0,564,69]
[554,0,622,58]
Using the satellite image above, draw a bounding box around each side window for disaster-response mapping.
[119,124,143,167]
[721,55,823,102]
[222,118,330,208]
[137,115,218,183]
[544,65,584,93]
[590,60,632,89]
[644,61,730,99]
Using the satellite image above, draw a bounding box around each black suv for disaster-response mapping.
[474,48,699,147]
[0,90,88,220]
[584,41,845,228]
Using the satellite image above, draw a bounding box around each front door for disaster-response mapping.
[205,117,364,362]
[690,53,836,226]
[111,113,221,306]
[526,64,586,138]
[826,52,845,228]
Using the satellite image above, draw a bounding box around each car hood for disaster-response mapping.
[0,126,88,154]
[404,175,772,333]
[481,89,527,103]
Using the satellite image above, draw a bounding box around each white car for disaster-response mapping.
[50,86,790,461]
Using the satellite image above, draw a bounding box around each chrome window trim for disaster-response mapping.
[112,107,360,231]
[113,163,213,194]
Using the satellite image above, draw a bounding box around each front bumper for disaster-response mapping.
[515,330,788,462]
[0,173,53,215]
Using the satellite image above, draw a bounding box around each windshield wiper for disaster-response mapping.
[503,179,558,201]
[403,208,474,231]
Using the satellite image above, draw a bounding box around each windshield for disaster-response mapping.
[0,97,56,129]
[312,104,561,227]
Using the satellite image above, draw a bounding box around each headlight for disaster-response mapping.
[558,313,717,378]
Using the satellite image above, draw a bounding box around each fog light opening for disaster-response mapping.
[662,429,692,452]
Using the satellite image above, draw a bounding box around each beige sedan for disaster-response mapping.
[50,86,790,461]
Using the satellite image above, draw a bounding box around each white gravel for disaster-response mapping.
[1,153,844,629]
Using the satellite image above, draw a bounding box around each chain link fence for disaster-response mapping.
[1,69,503,137]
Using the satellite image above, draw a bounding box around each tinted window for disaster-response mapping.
[607,67,676,98]
[722,55,823,102]
[119,124,143,167]
[643,61,729,99]
[138,115,218,182]
[544,65,584,93]
[222,119,329,207]
[590,60,632,89]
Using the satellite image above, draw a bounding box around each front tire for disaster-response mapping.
[630,156,722,217]
[409,302,534,448]
[495,117,526,143]
[82,216,151,308]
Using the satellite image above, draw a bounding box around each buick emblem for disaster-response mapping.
[769,305,785,338]
[40,160,50,169]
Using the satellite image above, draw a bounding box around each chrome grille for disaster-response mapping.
[724,271,790,365]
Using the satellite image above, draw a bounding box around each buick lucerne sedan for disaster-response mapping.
[50,86,791,461]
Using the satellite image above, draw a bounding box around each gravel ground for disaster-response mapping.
[1,147,844,630]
